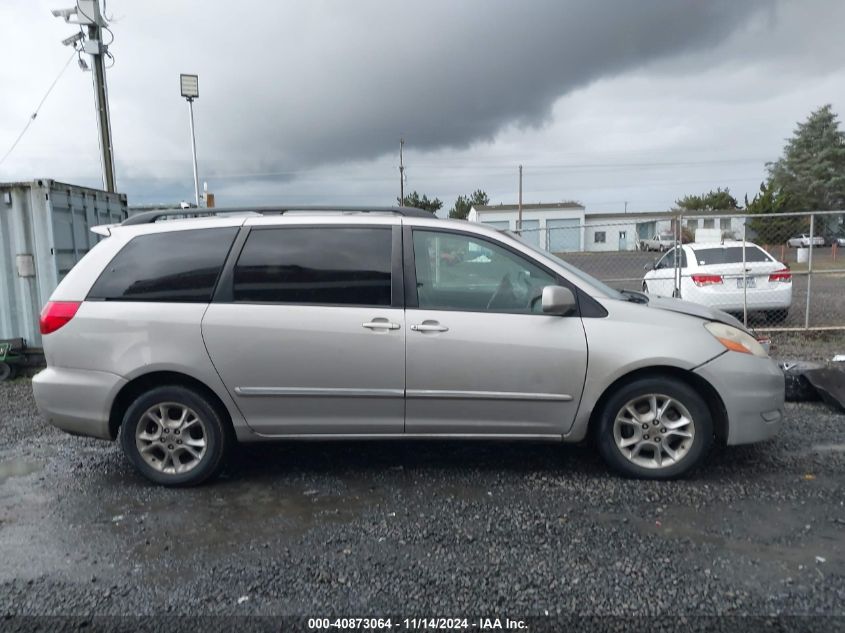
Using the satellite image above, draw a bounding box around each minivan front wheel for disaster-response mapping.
[120,385,230,486]
[596,377,713,479]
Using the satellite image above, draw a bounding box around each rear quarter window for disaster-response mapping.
[87,228,238,302]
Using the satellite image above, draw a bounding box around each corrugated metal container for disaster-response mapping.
[0,179,127,347]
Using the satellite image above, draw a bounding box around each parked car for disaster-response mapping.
[641,233,677,252]
[787,234,824,247]
[642,241,792,320]
[32,207,784,485]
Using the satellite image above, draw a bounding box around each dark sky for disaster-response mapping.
[2,1,844,212]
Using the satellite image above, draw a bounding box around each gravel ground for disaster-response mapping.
[0,378,844,622]
[769,330,845,364]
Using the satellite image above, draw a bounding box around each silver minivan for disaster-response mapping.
[32,207,785,486]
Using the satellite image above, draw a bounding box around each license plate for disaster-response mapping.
[736,277,756,289]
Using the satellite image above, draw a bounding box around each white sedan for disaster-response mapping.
[642,241,792,320]
[787,234,824,247]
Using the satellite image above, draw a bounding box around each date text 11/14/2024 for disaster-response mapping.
[307,618,528,630]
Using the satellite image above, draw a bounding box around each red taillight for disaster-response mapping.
[691,274,723,287]
[39,301,81,335]
[769,268,792,283]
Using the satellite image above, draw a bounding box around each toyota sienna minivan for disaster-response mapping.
[32,206,784,486]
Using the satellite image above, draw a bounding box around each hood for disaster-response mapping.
[646,296,749,332]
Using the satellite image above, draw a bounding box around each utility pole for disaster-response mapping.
[517,164,523,233]
[88,18,116,193]
[624,200,628,214]
[53,0,116,192]
[399,138,405,205]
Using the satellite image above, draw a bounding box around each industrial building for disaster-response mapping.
[468,202,745,253]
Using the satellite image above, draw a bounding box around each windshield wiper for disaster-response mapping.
[618,289,649,304]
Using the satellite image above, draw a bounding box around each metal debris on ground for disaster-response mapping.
[802,368,845,413]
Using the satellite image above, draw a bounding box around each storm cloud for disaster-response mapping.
[2,1,844,209]
[118,1,769,173]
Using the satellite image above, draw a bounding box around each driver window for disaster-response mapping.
[412,230,556,313]
[656,247,686,269]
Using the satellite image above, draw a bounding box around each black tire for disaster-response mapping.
[119,385,231,486]
[0,363,12,382]
[595,376,713,479]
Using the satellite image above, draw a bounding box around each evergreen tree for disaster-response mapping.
[745,181,805,244]
[768,104,845,211]
[448,189,490,220]
[675,187,740,212]
[397,191,443,215]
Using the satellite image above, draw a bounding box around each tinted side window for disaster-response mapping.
[233,227,392,305]
[88,228,238,302]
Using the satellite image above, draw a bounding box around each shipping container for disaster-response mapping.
[0,179,127,347]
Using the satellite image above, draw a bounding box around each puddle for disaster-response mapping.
[591,502,844,570]
[0,459,43,484]
[101,478,388,562]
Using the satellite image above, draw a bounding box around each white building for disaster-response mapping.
[468,202,586,251]
[469,203,745,253]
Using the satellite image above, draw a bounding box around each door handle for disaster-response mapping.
[362,320,401,330]
[410,323,449,333]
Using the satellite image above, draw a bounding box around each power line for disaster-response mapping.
[0,51,77,169]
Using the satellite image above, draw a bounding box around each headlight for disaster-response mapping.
[704,322,768,358]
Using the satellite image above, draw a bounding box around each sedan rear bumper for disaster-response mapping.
[32,367,126,440]
[694,351,785,445]
[681,282,792,312]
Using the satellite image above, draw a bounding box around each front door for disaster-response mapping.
[404,228,588,436]
[202,224,405,436]
[647,246,683,297]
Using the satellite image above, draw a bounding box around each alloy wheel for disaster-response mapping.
[612,394,695,469]
[135,402,208,475]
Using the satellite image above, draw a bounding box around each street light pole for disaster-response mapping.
[187,98,200,207]
[180,74,201,207]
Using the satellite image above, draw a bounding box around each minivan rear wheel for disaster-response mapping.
[119,385,230,486]
[596,376,713,479]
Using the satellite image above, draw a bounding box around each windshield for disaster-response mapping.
[504,231,625,300]
[691,246,772,265]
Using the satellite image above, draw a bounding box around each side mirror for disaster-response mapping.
[644,259,656,271]
[542,285,576,315]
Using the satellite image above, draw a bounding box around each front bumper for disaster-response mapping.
[32,367,126,440]
[694,351,785,445]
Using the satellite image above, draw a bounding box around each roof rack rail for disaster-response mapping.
[121,205,433,226]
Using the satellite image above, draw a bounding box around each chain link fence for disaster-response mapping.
[515,210,845,331]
